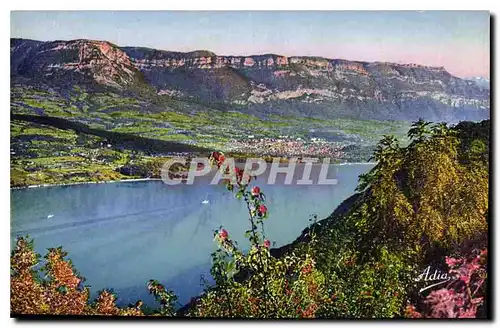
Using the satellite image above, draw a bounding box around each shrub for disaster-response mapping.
[187,152,329,318]
[350,120,488,259]
[405,248,487,318]
[10,237,146,316]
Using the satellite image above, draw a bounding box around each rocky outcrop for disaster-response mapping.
[11,39,144,89]
[122,48,290,70]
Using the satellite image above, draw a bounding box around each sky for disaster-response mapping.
[11,11,490,78]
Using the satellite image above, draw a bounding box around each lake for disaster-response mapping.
[10,163,374,308]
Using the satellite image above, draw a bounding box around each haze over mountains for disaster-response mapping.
[466,76,490,89]
[11,38,490,122]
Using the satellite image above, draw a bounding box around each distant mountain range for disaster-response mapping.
[11,38,490,122]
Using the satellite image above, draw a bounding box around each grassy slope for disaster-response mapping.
[10,119,181,187]
[10,85,411,187]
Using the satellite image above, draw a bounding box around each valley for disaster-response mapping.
[9,37,489,187]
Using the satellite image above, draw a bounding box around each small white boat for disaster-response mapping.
[46,214,54,219]
[201,192,210,205]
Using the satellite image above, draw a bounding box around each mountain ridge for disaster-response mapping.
[11,37,490,122]
[9,37,464,72]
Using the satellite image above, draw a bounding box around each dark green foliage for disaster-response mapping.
[287,119,489,318]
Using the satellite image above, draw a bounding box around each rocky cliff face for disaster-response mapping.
[122,46,489,121]
[11,39,145,90]
[11,38,490,122]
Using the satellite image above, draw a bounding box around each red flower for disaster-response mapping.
[258,204,267,215]
[219,229,228,240]
[263,240,271,248]
[302,264,312,274]
[211,152,226,167]
[234,167,243,178]
[212,151,220,160]
[466,262,480,272]
[445,256,460,268]
[251,186,261,196]
[460,274,470,284]
[458,308,477,318]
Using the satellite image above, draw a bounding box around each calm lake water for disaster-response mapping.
[10,163,374,308]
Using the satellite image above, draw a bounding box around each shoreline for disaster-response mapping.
[10,162,376,190]
[10,178,163,190]
[334,162,375,165]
